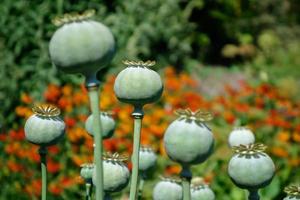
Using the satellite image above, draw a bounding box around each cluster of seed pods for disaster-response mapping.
[23,9,296,200]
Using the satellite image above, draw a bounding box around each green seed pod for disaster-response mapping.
[191,178,215,200]
[24,105,65,146]
[92,153,129,193]
[85,112,116,139]
[114,60,163,107]
[153,177,182,200]
[139,146,157,172]
[80,163,94,181]
[49,10,115,76]
[283,185,300,200]
[228,143,275,190]
[228,127,255,148]
[164,109,214,165]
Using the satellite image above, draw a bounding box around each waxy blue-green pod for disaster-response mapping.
[283,185,300,200]
[114,60,163,107]
[139,146,157,172]
[153,177,182,200]
[80,163,94,181]
[228,143,275,190]
[191,183,215,200]
[24,105,65,146]
[164,109,214,165]
[85,112,116,139]
[228,127,255,148]
[49,10,115,76]
[92,153,129,193]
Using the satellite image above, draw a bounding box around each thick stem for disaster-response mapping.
[39,147,47,200]
[138,175,145,200]
[180,166,192,200]
[87,85,104,200]
[129,106,144,200]
[85,182,92,200]
[248,190,260,200]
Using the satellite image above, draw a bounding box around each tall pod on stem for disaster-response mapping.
[80,163,94,200]
[49,10,116,200]
[93,152,130,200]
[114,60,163,200]
[163,108,214,200]
[24,104,65,200]
[228,143,275,200]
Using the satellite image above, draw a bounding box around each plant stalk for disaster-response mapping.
[129,106,144,200]
[180,166,192,200]
[39,146,48,200]
[138,175,145,199]
[248,190,260,200]
[85,182,92,200]
[87,84,104,200]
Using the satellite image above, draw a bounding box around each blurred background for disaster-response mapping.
[0,0,299,199]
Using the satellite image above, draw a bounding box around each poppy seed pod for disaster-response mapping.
[228,143,275,190]
[49,10,115,76]
[228,127,255,148]
[139,146,157,172]
[164,109,214,165]
[85,112,116,139]
[24,105,65,146]
[80,163,94,181]
[283,185,300,200]
[153,177,182,200]
[114,60,163,107]
[92,153,129,193]
[191,183,215,200]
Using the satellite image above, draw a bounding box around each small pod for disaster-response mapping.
[228,143,275,190]
[164,109,214,165]
[114,60,163,107]
[49,10,115,76]
[153,177,182,200]
[24,105,65,146]
[139,146,157,172]
[80,163,94,182]
[283,185,300,200]
[92,153,129,193]
[85,112,116,139]
[190,178,215,200]
[228,127,255,148]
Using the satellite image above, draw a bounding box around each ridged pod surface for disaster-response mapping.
[114,60,163,106]
[139,147,157,172]
[228,127,255,147]
[191,184,215,200]
[80,163,94,181]
[164,109,214,165]
[49,10,115,76]
[85,112,116,139]
[153,178,182,200]
[228,143,275,190]
[92,153,129,193]
[24,105,65,146]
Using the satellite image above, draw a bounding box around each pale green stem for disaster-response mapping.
[129,106,144,200]
[138,175,145,200]
[39,147,47,200]
[180,166,192,200]
[248,190,260,200]
[85,182,92,200]
[87,85,104,200]
[56,0,63,14]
